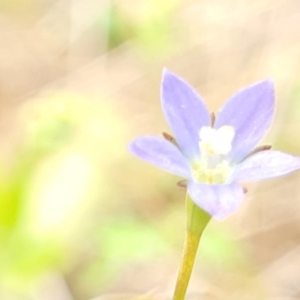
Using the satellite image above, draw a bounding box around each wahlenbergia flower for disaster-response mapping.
[129,69,300,220]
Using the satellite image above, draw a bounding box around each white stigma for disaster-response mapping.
[192,125,235,184]
[199,125,235,156]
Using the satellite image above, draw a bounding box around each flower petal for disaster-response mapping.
[161,69,211,160]
[215,80,275,163]
[187,182,244,220]
[233,150,300,181]
[129,136,191,178]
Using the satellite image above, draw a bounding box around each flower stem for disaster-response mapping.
[172,195,211,300]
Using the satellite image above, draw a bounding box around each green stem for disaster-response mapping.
[172,195,211,300]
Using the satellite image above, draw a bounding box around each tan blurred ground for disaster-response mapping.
[1,0,300,299]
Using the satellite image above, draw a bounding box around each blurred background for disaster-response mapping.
[1,0,300,299]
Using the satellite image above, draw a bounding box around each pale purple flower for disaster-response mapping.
[129,69,300,220]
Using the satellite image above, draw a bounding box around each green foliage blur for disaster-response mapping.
[102,0,180,55]
[0,92,125,296]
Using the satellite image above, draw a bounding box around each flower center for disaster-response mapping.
[192,125,235,184]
